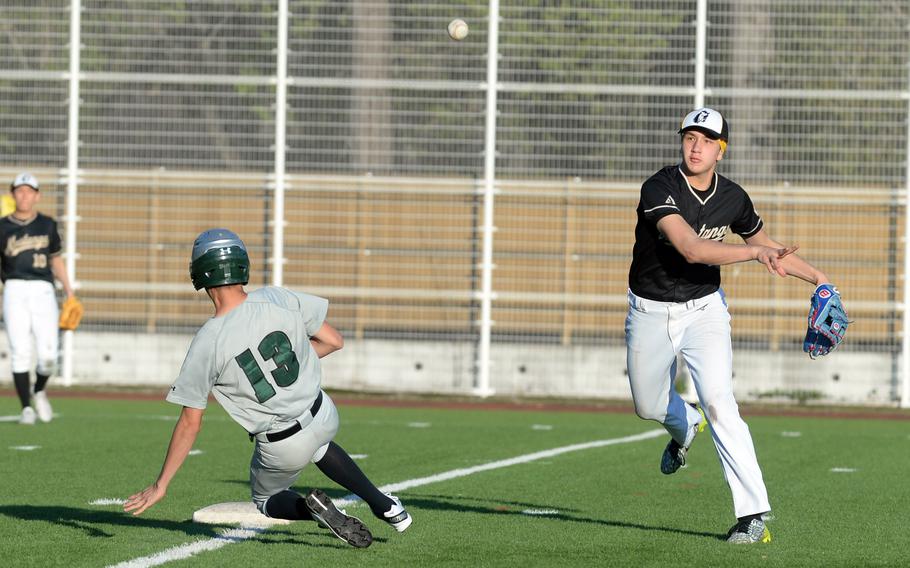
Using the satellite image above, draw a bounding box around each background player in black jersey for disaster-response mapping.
[625,108,837,544]
[1,173,75,425]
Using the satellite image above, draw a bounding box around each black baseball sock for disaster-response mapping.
[34,372,50,393]
[264,490,314,521]
[738,512,765,524]
[315,442,394,518]
[13,372,30,408]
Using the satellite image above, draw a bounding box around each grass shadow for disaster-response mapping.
[0,504,289,539]
[0,504,378,554]
[398,495,726,541]
[209,485,726,541]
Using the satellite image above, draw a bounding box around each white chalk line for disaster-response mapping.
[107,428,664,568]
[107,528,265,568]
[91,498,126,506]
[522,509,560,516]
[344,428,664,504]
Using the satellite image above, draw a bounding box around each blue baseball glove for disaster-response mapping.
[803,284,848,359]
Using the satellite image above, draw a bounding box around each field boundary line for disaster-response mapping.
[338,428,665,505]
[106,428,664,568]
[106,528,265,568]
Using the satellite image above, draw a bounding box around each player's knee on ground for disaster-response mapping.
[262,489,311,520]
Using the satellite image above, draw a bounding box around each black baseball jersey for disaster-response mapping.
[629,165,763,302]
[0,213,62,284]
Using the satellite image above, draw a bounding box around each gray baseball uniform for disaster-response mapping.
[166,286,341,511]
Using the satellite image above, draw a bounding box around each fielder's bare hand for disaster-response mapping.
[756,244,798,277]
[124,482,167,516]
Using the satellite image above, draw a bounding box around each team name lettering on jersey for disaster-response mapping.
[4,234,50,257]
[697,224,728,241]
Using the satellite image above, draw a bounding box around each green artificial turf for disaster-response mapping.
[0,396,907,567]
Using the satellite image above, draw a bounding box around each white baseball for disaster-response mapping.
[448,19,469,41]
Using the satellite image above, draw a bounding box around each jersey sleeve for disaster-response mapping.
[47,218,62,256]
[640,174,682,225]
[293,292,329,336]
[730,190,764,238]
[166,330,217,409]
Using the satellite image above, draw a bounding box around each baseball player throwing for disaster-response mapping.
[626,108,845,543]
[125,229,411,548]
[1,173,75,425]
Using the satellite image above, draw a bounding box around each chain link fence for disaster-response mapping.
[1,1,908,404]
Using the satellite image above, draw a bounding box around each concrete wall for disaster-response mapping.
[0,331,897,406]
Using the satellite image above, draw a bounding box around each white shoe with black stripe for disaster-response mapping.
[381,494,412,532]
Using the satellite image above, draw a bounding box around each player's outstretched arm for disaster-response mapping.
[124,406,204,516]
[744,229,830,285]
[657,215,795,275]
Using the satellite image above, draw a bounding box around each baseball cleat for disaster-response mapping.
[19,406,36,425]
[660,405,706,474]
[381,494,412,532]
[726,518,772,544]
[304,489,372,548]
[33,390,53,423]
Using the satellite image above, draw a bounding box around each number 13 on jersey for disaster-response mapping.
[234,331,300,403]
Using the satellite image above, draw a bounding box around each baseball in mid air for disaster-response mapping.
[448,19,469,41]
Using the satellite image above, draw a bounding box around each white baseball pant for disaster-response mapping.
[625,289,770,518]
[3,279,59,375]
[250,391,340,514]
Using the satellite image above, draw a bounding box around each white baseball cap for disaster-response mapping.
[678,108,729,141]
[11,172,39,190]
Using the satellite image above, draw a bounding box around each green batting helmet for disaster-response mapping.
[189,228,250,290]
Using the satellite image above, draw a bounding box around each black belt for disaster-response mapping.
[251,390,323,443]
